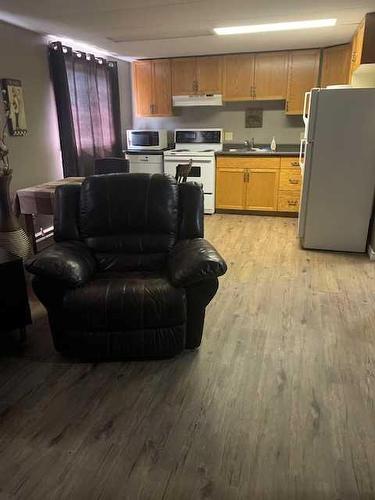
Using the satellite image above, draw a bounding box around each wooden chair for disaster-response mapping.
[175,159,193,183]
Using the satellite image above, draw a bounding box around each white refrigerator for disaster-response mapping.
[298,88,375,252]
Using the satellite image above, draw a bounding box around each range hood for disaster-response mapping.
[173,94,223,107]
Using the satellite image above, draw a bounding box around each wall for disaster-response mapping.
[132,100,304,146]
[0,21,62,191]
[117,60,133,145]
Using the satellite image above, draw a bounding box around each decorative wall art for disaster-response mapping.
[1,79,27,136]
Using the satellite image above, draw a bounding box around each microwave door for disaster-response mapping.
[131,131,158,147]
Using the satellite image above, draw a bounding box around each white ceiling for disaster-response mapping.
[0,0,375,59]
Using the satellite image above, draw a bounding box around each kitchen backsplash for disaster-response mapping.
[132,100,304,145]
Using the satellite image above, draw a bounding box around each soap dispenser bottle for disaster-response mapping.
[271,136,277,152]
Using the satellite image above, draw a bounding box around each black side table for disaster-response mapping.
[0,248,32,341]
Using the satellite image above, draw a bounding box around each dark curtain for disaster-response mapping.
[49,42,122,177]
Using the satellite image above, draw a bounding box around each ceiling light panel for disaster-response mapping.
[214,19,337,36]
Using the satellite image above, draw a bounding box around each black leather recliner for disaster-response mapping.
[26,174,227,359]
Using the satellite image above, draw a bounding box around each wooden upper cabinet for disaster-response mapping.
[350,13,375,78]
[359,12,375,65]
[222,53,254,101]
[286,49,320,115]
[171,57,196,95]
[172,56,222,95]
[222,51,288,101]
[196,56,222,94]
[133,59,172,117]
[350,20,365,76]
[253,52,289,100]
[321,44,351,87]
[133,61,153,116]
[152,59,172,116]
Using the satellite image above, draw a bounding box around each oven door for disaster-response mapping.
[163,156,214,194]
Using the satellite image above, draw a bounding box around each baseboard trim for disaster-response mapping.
[368,245,375,261]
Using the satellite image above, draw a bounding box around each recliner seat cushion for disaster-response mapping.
[61,272,186,331]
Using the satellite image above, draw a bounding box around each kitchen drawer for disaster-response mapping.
[216,156,280,169]
[279,168,302,191]
[278,191,300,212]
[280,157,300,169]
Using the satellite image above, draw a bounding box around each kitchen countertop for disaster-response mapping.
[216,144,300,157]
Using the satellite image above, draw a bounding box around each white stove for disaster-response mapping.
[163,129,223,214]
[165,148,218,156]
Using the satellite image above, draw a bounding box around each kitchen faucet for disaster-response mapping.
[244,138,255,150]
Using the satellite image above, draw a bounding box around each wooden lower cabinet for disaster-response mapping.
[279,168,302,192]
[245,168,279,211]
[277,191,300,212]
[216,156,302,214]
[216,157,279,211]
[216,167,247,209]
[278,158,302,213]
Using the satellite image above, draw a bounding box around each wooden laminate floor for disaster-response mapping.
[0,214,374,500]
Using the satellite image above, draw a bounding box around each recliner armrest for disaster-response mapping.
[168,238,227,287]
[26,241,96,287]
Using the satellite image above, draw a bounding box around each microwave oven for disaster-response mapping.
[126,129,168,150]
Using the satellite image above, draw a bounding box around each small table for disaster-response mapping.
[0,248,31,341]
[16,177,84,253]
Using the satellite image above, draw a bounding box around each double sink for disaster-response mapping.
[228,147,272,154]
[218,144,301,157]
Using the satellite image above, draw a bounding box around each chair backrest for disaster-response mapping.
[175,159,193,183]
[94,157,129,175]
[54,174,204,272]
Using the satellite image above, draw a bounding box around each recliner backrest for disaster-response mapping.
[80,174,178,271]
[54,173,204,272]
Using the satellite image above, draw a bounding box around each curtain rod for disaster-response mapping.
[49,41,116,66]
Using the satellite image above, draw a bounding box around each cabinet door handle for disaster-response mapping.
[288,200,298,206]
[289,179,299,184]
[291,161,299,167]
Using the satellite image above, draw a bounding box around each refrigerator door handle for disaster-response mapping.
[299,138,307,170]
[303,92,311,127]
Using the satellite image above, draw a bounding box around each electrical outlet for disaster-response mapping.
[224,131,233,141]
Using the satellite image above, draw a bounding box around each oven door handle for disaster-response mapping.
[163,158,213,163]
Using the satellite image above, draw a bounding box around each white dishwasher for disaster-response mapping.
[125,151,164,174]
